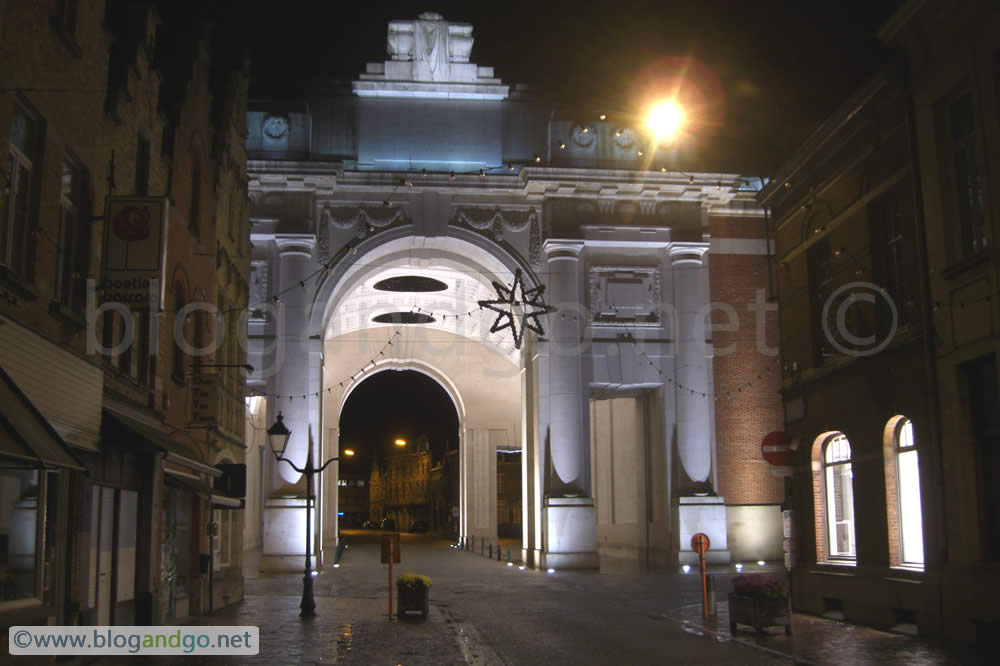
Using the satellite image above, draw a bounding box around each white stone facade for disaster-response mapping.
[245,15,781,572]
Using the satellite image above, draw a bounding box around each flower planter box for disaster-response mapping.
[728,593,791,635]
[396,583,429,620]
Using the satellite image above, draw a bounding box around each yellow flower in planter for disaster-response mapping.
[397,573,432,589]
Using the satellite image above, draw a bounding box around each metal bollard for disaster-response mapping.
[489,544,493,558]
[507,548,511,563]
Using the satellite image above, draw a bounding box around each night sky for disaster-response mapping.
[235,0,904,171]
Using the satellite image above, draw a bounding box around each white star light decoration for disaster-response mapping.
[477,268,556,349]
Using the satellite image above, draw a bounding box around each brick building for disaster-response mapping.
[0,0,249,628]
[758,0,1000,642]
[881,0,1000,642]
[368,440,438,530]
[759,65,939,633]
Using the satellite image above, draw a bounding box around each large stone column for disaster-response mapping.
[261,235,323,571]
[541,240,597,569]
[520,338,545,569]
[669,244,729,564]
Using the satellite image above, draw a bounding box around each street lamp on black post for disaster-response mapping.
[267,411,339,617]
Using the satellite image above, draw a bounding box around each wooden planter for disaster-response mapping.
[727,593,791,635]
[396,583,429,620]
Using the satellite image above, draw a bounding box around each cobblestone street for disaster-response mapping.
[59,532,989,665]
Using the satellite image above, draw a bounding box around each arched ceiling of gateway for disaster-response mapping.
[322,236,533,364]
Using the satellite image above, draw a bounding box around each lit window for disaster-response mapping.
[824,434,856,559]
[886,418,923,566]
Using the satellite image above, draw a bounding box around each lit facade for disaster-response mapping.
[246,13,783,573]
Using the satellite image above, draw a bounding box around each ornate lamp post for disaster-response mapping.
[267,411,339,617]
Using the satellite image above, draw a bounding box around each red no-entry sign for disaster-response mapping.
[691,532,711,555]
[761,431,795,467]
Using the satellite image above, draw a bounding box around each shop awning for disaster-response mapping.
[0,367,86,471]
[101,408,221,477]
[163,471,243,508]
[164,470,214,496]
[211,494,243,509]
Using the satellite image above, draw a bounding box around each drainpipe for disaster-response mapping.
[208,505,215,615]
[763,201,776,301]
[900,62,946,578]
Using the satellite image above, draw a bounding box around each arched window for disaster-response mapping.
[813,432,856,561]
[884,417,923,567]
[824,435,856,559]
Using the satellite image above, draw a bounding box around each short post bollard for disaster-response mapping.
[489,544,493,558]
[507,548,511,563]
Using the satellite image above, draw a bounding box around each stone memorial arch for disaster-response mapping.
[243,13,783,573]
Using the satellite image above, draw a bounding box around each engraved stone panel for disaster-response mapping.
[588,266,662,326]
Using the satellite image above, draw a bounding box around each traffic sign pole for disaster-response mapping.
[691,532,711,619]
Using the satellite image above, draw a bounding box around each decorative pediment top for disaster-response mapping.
[354,15,509,100]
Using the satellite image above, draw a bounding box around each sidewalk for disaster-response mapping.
[68,573,468,666]
[662,600,989,665]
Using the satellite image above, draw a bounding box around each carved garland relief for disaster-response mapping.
[317,205,410,263]
[453,206,542,270]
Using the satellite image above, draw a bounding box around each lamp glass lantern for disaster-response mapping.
[267,411,291,458]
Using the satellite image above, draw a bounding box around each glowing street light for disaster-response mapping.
[267,413,341,618]
[343,449,355,456]
[646,100,684,144]
[394,439,407,447]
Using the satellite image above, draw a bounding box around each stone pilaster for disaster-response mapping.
[540,240,597,568]
[669,243,729,564]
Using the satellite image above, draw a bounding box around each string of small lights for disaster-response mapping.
[247,292,777,404]
[248,327,404,401]
[615,318,780,401]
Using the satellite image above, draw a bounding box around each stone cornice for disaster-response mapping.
[274,235,317,257]
[668,242,711,267]
[542,240,585,259]
[248,162,765,215]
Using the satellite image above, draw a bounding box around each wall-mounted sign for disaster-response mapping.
[99,196,167,310]
[761,431,795,467]
[191,372,219,426]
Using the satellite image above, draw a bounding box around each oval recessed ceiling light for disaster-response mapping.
[372,312,436,325]
[373,275,448,293]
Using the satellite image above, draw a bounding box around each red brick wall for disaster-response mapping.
[708,215,783,504]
